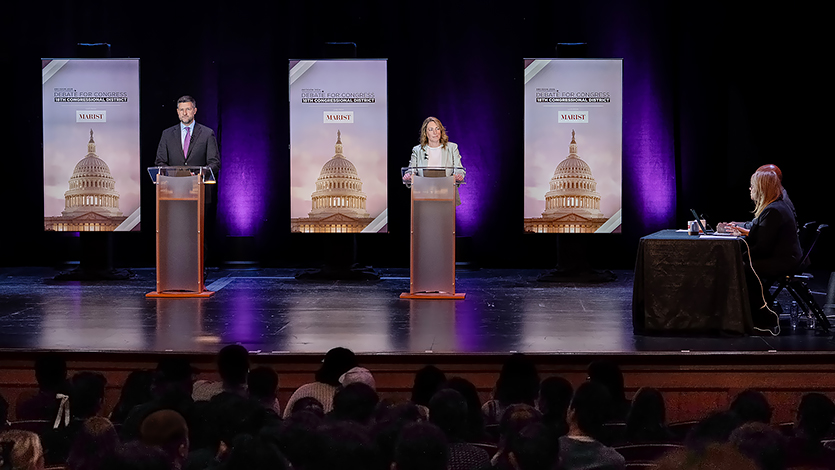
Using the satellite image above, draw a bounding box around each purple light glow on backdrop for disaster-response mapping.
[434,82,495,238]
[217,104,271,237]
[607,7,677,232]
[623,80,676,230]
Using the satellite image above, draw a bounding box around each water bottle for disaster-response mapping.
[806,305,816,330]
[790,301,799,330]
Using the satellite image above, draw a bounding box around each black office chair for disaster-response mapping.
[767,222,830,333]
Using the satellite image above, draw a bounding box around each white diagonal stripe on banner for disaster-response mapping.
[524,59,549,85]
[42,59,69,84]
[289,60,316,86]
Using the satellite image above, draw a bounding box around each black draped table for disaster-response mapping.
[632,229,753,335]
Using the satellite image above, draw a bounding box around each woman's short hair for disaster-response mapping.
[626,387,667,430]
[410,365,446,406]
[419,116,450,148]
[495,353,540,407]
[750,170,782,217]
[729,389,772,425]
[0,429,44,470]
[67,416,120,470]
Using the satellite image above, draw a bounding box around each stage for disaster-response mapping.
[3,265,835,424]
[1,267,833,355]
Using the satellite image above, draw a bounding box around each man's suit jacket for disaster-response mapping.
[408,142,466,205]
[155,122,220,177]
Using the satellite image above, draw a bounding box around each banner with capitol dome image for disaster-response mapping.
[524,59,622,234]
[289,59,388,233]
[42,59,141,232]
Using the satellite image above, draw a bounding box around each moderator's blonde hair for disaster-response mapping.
[750,170,782,218]
[419,116,449,149]
[0,430,44,470]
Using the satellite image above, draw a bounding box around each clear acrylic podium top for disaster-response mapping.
[147,166,216,184]
[401,166,465,189]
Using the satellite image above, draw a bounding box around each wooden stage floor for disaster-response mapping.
[1,267,834,355]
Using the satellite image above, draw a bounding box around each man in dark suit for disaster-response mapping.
[155,95,220,267]
[155,95,220,176]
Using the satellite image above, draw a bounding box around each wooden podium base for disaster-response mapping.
[399,292,466,300]
[146,290,215,298]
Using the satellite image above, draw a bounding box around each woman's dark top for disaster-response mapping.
[747,196,802,277]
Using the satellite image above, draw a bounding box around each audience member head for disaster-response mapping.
[498,404,542,452]
[315,347,358,386]
[370,398,396,423]
[508,423,560,470]
[217,344,249,387]
[626,387,667,438]
[587,359,626,406]
[494,353,540,407]
[393,422,448,470]
[370,402,423,466]
[339,367,376,390]
[377,401,422,425]
[410,365,446,407]
[729,422,787,470]
[0,430,43,470]
[277,410,323,469]
[537,376,573,427]
[187,400,219,453]
[331,382,379,424]
[756,164,782,182]
[289,396,325,418]
[103,441,170,470]
[441,377,484,441]
[729,389,772,425]
[567,381,612,440]
[795,392,835,440]
[656,443,757,470]
[309,421,378,470]
[34,353,67,393]
[750,170,782,217]
[111,370,153,422]
[684,410,742,451]
[209,393,273,452]
[139,409,189,469]
[153,356,194,400]
[70,371,107,419]
[221,433,288,470]
[67,416,119,470]
[247,366,278,401]
[428,388,469,442]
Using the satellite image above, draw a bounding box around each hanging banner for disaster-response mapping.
[43,59,141,232]
[289,59,388,233]
[524,59,622,233]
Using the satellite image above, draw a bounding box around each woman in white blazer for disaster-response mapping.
[404,116,466,205]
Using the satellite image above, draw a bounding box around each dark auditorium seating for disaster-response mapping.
[614,443,683,462]
[625,463,658,470]
[667,420,699,442]
[8,419,51,435]
[469,442,499,458]
[600,421,627,446]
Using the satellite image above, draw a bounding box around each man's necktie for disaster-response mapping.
[183,126,191,159]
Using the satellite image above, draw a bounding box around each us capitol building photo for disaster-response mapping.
[44,130,127,231]
[291,130,375,233]
[524,130,609,233]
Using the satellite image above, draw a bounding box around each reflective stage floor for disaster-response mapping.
[1,267,834,355]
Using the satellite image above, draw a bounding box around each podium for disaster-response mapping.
[146,166,216,298]
[400,167,465,300]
